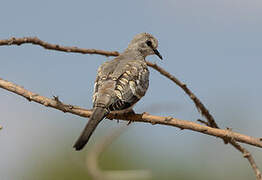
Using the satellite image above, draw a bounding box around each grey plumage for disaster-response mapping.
[73,33,162,151]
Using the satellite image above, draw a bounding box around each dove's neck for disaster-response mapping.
[122,48,146,61]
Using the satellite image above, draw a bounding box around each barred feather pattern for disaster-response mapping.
[74,32,161,150]
[92,59,149,112]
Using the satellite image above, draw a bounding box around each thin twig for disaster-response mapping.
[86,126,152,180]
[0,37,119,56]
[146,62,218,128]
[230,140,262,179]
[0,36,261,179]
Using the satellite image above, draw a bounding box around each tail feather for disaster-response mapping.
[73,107,108,151]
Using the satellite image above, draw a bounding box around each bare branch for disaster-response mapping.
[146,62,218,128]
[0,77,261,149]
[0,37,119,56]
[230,140,262,180]
[86,126,152,180]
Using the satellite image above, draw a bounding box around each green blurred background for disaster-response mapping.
[1,0,262,179]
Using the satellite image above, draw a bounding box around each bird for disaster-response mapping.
[73,32,162,151]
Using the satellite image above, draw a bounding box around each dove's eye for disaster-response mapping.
[146,40,152,47]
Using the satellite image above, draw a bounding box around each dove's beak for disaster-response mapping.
[153,49,163,60]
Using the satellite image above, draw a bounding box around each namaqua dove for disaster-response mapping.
[73,32,162,150]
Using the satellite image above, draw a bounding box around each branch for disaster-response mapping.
[0,37,119,56]
[1,36,261,179]
[146,62,218,128]
[230,140,262,179]
[86,126,152,180]
[0,77,261,148]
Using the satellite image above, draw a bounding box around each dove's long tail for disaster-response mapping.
[73,107,108,151]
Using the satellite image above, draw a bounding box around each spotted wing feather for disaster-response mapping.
[93,59,149,111]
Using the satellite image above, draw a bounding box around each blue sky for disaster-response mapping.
[1,0,262,179]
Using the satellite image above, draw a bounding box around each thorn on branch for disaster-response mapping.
[142,112,149,116]
[190,94,195,99]
[201,129,208,132]
[150,120,157,125]
[243,152,250,158]
[165,116,173,122]
[226,127,232,131]
[26,93,38,102]
[52,95,67,113]
[26,96,32,102]
[181,83,187,88]
[43,101,49,107]
[8,37,15,45]
[127,120,132,125]
[53,95,60,102]
[197,119,209,126]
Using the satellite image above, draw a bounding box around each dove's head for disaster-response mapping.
[126,32,163,60]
